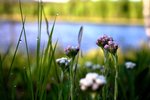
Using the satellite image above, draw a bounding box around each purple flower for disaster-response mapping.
[97,35,118,54]
[96,35,113,48]
[65,45,79,58]
[104,44,109,50]
[105,41,118,54]
[108,41,113,45]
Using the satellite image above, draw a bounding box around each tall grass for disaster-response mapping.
[19,1,34,99]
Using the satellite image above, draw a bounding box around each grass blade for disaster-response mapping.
[78,26,83,47]
[36,0,43,71]
[74,26,83,86]
[0,55,7,99]
[19,0,34,99]
[42,5,49,36]
[7,18,24,81]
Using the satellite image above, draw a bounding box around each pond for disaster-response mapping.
[0,21,147,52]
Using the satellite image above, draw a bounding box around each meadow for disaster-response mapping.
[0,1,150,100]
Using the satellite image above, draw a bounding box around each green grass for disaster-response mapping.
[1,41,150,100]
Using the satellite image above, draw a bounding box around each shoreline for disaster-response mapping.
[0,14,144,26]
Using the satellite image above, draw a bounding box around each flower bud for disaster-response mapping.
[65,45,79,58]
[56,57,71,71]
[96,35,113,48]
[96,35,118,54]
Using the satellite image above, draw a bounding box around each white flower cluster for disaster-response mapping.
[85,61,104,71]
[56,57,71,70]
[92,64,103,70]
[85,61,93,68]
[125,61,136,69]
[79,73,106,91]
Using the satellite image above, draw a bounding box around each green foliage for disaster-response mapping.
[1,43,150,100]
[0,1,143,20]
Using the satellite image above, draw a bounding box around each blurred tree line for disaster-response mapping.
[0,0,143,20]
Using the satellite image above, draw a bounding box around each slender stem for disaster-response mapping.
[91,93,97,100]
[58,71,64,100]
[69,57,75,100]
[0,55,7,99]
[35,1,42,99]
[112,54,118,100]
[102,49,109,100]
[7,22,23,81]
[103,49,109,74]
[129,70,135,100]
[58,89,63,100]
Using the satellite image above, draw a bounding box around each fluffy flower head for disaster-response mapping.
[79,73,106,91]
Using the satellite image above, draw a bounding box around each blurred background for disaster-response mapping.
[0,0,147,52]
[1,1,150,100]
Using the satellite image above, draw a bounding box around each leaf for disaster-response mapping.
[78,26,83,47]
[78,26,83,57]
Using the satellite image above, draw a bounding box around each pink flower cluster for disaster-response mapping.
[96,35,118,54]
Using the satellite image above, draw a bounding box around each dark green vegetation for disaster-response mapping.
[0,42,150,100]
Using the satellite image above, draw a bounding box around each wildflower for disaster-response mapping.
[79,73,106,91]
[92,64,101,70]
[64,45,79,58]
[80,78,93,87]
[96,34,118,54]
[96,35,113,48]
[99,65,105,72]
[125,61,136,69]
[86,73,99,81]
[85,61,103,71]
[85,61,93,69]
[56,57,71,71]
[104,41,118,54]
[95,75,106,86]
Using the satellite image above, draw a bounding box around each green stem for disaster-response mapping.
[91,93,97,100]
[58,89,62,100]
[129,70,135,100]
[102,49,109,100]
[0,55,7,99]
[69,57,75,100]
[58,71,64,100]
[112,54,118,100]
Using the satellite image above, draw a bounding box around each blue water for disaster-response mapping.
[0,21,147,52]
